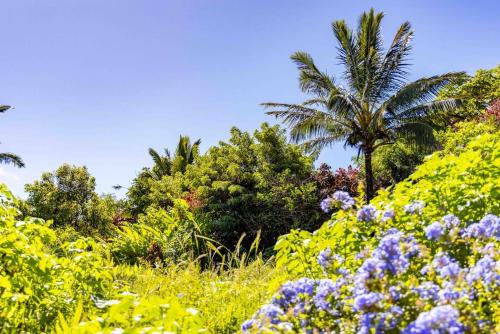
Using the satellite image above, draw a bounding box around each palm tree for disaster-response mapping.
[263,9,463,202]
[147,147,172,179]
[1,105,25,168]
[146,135,201,178]
[172,135,201,174]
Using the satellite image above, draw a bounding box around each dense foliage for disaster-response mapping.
[242,129,499,333]
[182,123,323,250]
[23,164,117,236]
[367,64,499,186]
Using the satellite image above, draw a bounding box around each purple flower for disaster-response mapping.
[320,197,333,213]
[403,200,425,215]
[438,282,462,303]
[317,248,333,270]
[257,304,284,324]
[332,190,356,210]
[354,292,383,311]
[462,214,499,239]
[442,214,460,229]
[357,205,377,222]
[380,209,395,222]
[414,282,440,301]
[466,255,500,287]
[432,254,461,280]
[241,319,254,332]
[425,221,444,241]
[403,305,464,334]
[313,279,338,313]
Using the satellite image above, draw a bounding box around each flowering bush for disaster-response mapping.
[247,132,499,333]
[243,211,499,333]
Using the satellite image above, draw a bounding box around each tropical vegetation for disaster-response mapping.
[0,7,498,334]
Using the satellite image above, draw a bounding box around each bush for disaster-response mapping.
[111,199,206,265]
[0,184,113,332]
[242,130,499,332]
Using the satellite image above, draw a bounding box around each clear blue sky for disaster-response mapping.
[0,0,498,197]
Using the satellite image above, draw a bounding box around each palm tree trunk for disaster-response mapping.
[364,147,374,203]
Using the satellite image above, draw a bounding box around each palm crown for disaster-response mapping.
[0,105,25,168]
[147,135,201,179]
[263,9,463,201]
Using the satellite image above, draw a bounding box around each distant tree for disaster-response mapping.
[126,135,201,217]
[0,105,25,168]
[23,164,115,235]
[438,64,500,122]
[183,123,322,250]
[314,163,360,199]
[264,9,462,201]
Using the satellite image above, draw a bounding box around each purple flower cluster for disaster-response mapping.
[332,191,356,210]
[403,200,425,215]
[357,205,377,222]
[403,305,464,334]
[462,214,499,239]
[432,253,461,281]
[320,191,356,213]
[317,248,333,270]
[466,255,499,287]
[243,278,346,332]
[380,209,395,222]
[244,213,498,333]
[424,221,444,240]
[320,197,333,213]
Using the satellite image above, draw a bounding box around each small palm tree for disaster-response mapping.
[172,135,201,174]
[263,9,463,201]
[1,105,25,168]
[146,135,201,178]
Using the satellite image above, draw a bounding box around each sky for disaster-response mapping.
[0,0,498,197]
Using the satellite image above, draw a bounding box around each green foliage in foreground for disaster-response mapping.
[0,183,277,333]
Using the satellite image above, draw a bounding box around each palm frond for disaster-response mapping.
[0,105,11,113]
[372,21,413,103]
[0,153,25,168]
[332,20,360,93]
[385,72,465,115]
[290,51,336,97]
[393,122,437,149]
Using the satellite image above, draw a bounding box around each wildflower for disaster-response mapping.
[357,205,377,222]
[432,254,461,281]
[466,255,500,287]
[313,279,339,313]
[354,292,383,311]
[462,214,499,239]
[425,221,444,240]
[241,319,254,332]
[317,248,333,270]
[414,282,440,301]
[438,282,462,303]
[332,190,356,210]
[403,305,464,333]
[403,200,424,215]
[442,214,460,229]
[380,209,395,222]
[320,197,333,213]
[256,304,284,324]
